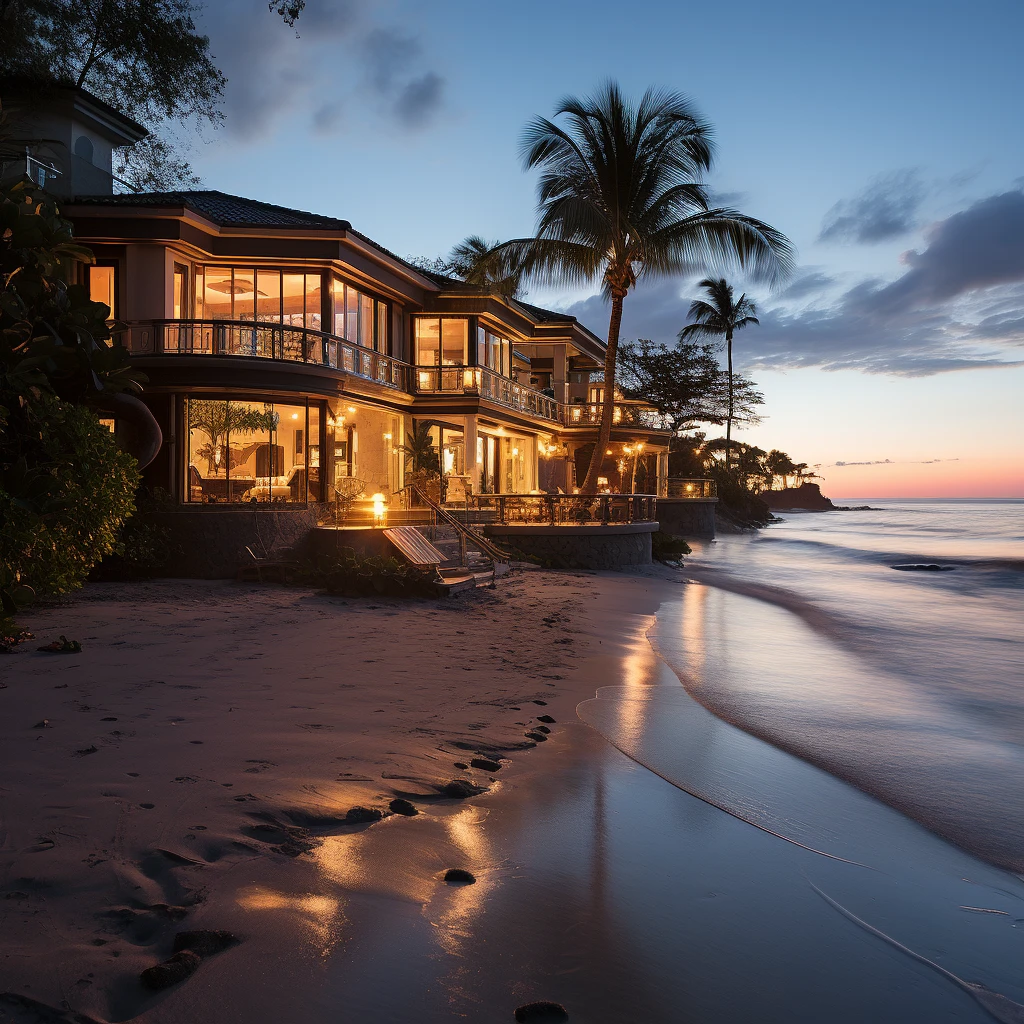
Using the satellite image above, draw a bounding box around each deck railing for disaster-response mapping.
[666,477,718,499]
[126,319,411,391]
[414,365,561,421]
[559,401,663,429]
[469,492,657,526]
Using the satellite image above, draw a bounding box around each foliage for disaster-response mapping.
[492,81,792,492]
[1,180,142,403]
[399,420,440,476]
[707,463,773,529]
[93,488,182,579]
[114,133,202,191]
[0,181,142,600]
[1,390,139,596]
[679,277,760,470]
[291,549,437,598]
[616,339,763,435]
[446,235,524,299]
[651,530,691,563]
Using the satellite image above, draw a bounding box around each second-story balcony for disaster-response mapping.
[127,318,410,390]
[125,319,670,436]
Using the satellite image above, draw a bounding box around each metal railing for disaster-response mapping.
[126,319,410,391]
[559,401,663,429]
[413,365,561,421]
[666,477,717,499]
[470,493,657,526]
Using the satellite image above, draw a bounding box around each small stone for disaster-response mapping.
[32,720,49,729]
[345,806,383,824]
[535,726,551,734]
[470,757,501,773]
[101,717,117,722]
[173,929,239,958]
[453,761,469,770]
[443,868,476,884]
[515,1001,569,1022]
[537,715,555,724]
[139,950,201,990]
[532,700,548,706]
[441,780,486,799]
[389,798,418,816]
[525,731,547,742]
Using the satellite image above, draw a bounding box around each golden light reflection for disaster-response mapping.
[614,614,664,744]
[235,886,343,956]
[433,805,493,957]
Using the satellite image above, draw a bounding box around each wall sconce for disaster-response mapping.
[371,492,387,527]
[605,448,613,455]
[462,367,481,391]
[383,432,392,440]
[347,406,356,414]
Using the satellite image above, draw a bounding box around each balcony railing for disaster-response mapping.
[666,477,718,499]
[414,364,561,421]
[470,492,657,525]
[126,319,410,391]
[560,401,664,429]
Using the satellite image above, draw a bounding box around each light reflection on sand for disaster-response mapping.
[235,886,344,956]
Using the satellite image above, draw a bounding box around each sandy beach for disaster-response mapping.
[3,560,1024,1024]
[0,569,673,1022]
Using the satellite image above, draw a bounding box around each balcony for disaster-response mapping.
[414,364,561,421]
[126,319,410,391]
[560,400,663,430]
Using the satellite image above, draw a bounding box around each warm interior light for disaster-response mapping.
[347,406,356,413]
[291,413,299,420]
[371,492,387,527]
[685,483,694,492]
[383,432,392,440]
[511,447,519,456]
[605,448,613,455]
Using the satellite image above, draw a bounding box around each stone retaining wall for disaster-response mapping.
[485,523,656,570]
[149,508,318,578]
[655,498,717,539]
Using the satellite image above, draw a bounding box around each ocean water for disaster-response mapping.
[655,499,1024,870]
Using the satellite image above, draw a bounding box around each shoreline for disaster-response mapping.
[3,562,1023,1021]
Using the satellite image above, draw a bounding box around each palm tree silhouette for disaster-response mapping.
[679,278,760,471]
[496,82,792,492]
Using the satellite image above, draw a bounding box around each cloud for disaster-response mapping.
[819,170,925,244]
[198,2,443,140]
[363,30,444,127]
[830,458,959,467]
[561,188,1024,376]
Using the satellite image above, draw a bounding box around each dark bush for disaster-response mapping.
[289,549,437,598]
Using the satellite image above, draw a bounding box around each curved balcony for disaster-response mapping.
[126,319,410,390]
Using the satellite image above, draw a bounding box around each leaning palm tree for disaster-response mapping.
[679,278,760,471]
[496,82,793,492]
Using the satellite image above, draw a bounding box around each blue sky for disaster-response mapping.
[187,0,1024,496]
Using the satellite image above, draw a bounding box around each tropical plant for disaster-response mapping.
[186,400,279,474]
[494,82,792,492]
[446,235,524,299]
[398,420,440,476]
[616,338,763,436]
[679,278,760,471]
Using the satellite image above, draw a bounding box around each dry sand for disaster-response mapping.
[0,568,675,1023]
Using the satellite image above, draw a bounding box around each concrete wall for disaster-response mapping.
[149,508,318,578]
[656,498,717,539]
[485,523,656,570]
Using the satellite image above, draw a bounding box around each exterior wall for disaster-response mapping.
[148,508,318,578]
[656,498,717,539]
[485,523,656,570]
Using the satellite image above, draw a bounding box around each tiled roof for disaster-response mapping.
[513,299,577,324]
[71,190,352,229]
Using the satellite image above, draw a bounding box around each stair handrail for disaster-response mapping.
[403,483,511,564]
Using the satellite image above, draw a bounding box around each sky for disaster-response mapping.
[185,0,1024,498]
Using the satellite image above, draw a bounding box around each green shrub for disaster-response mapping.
[651,531,691,562]
[290,549,437,598]
[0,392,139,596]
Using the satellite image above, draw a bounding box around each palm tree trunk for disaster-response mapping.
[581,292,625,493]
[725,329,734,472]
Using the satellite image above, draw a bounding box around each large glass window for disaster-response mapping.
[185,396,320,504]
[88,265,116,318]
[477,327,513,377]
[197,267,322,328]
[415,318,468,365]
[331,276,387,351]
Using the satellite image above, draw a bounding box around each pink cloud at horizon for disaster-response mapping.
[821,457,1024,499]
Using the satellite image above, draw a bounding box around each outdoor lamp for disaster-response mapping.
[371,492,387,527]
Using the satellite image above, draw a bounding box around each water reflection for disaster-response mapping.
[236,886,343,956]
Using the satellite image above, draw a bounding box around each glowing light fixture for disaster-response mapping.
[371,492,387,527]
[291,413,299,420]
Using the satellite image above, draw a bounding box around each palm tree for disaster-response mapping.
[679,278,759,471]
[447,236,524,299]
[496,82,792,492]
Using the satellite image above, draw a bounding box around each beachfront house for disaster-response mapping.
[3,83,718,571]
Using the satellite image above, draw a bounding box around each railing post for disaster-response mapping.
[601,496,609,524]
